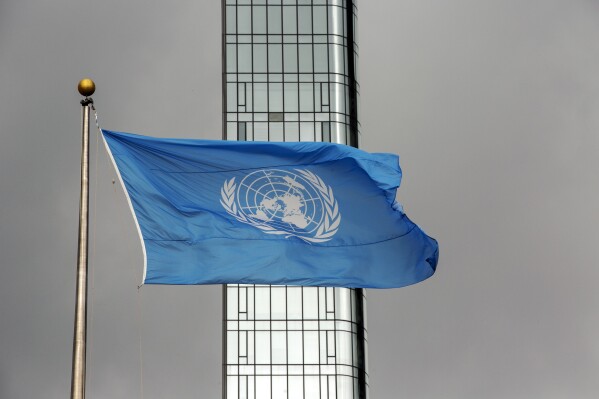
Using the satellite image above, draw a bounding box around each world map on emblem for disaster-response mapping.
[220,169,341,242]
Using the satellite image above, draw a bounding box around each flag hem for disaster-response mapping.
[101,130,148,286]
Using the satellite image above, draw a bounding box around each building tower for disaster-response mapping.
[222,1,367,398]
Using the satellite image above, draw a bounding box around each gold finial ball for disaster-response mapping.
[78,78,95,97]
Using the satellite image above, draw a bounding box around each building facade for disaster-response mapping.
[222,1,367,398]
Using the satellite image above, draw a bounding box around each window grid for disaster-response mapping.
[223,1,366,398]
[226,285,368,398]
[223,1,360,145]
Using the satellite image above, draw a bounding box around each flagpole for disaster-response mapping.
[71,78,95,399]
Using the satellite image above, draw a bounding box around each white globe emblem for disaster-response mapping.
[220,169,341,243]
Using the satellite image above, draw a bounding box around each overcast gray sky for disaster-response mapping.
[1,1,598,398]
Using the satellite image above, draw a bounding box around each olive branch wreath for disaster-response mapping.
[219,170,341,243]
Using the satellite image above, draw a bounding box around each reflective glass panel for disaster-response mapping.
[253,6,267,34]
[282,6,297,34]
[267,5,282,34]
[297,6,312,34]
[238,6,251,34]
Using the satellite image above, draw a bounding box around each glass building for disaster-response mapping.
[222,1,367,398]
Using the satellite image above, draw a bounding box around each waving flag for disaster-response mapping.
[103,130,438,288]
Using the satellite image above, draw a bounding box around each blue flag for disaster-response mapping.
[102,130,438,288]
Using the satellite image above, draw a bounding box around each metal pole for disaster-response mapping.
[71,79,95,399]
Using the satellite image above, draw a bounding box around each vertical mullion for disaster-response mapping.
[265,4,270,141]
[333,288,338,399]
[311,3,316,141]
[325,4,331,135]
[285,285,289,399]
[250,3,255,142]
[341,1,347,143]
[280,5,286,142]
[301,286,305,399]
[296,2,300,133]
[236,5,241,138]
[317,286,322,397]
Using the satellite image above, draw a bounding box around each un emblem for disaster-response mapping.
[220,169,341,243]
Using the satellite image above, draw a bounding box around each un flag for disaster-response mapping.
[103,130,438,288]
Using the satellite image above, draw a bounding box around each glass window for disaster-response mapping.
[326,287,335,313]
[239,330,247,358]
[297,6,312,34]
[239,287,247,314]
[314,82,322,111]
[322,121,331,142]
[300,121,315,141]
[226,122,237,141]
[254,83,268,112]
[226,6,236,34]
[271,321,286,331]
[272,376,287,398]
[253,44,267,73]
[328,375,337,398]
[314,44,328,73]
[255,331,271,364]
[330,82,345,114]
[284,121,299,141]
[267,5,282,34]
[226,44,237,73]
[268,44,282,73]
[238,6,252,34]
[329,43,344,75]
[238,44,252,73]
[313,6,327,34]
[238,122,247,141]
[254,122,269,141]
[283,44,297,73]
[336,330,353,365]
[287,331,303,364]
[321,82,329,106]
[327,331,335,357]
[287,287,302,319]
[271,287,286,319]
[304,331,319,364]
[269,82,283,112]
[227,331,238,363]
[271,331,287,364]
[319,331,327,363]
[331,122,346,145]
[305,376,320,399]
[299,83,314,112]
[255,287,270,319]
[283,82,298,112]
[245,83,253,112]
[303,287,318,319]
[298,44,313,73]
[282,6,297,34]
[288,376,303,399]
[238,376,247,399]
[253,6,267,34]
[255,376,271,399]
[269,122,284,141]
[336,287,352,321]
[227,376,238,398]
[328,4,343,36]
[237,83,246,106]
[337,375,354,398]
[227,83,237,112]
[318,287,327,318]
